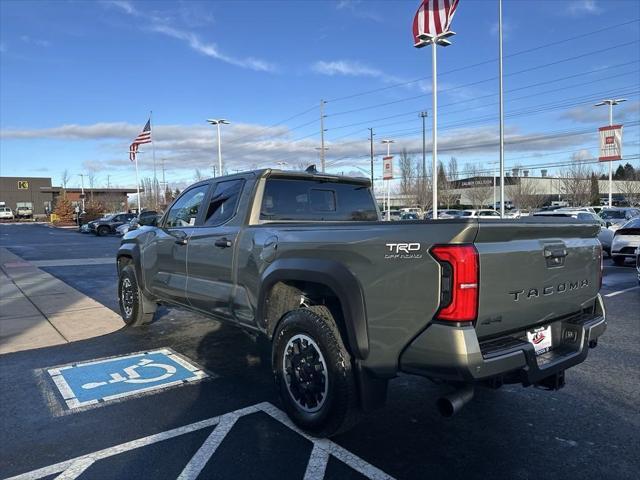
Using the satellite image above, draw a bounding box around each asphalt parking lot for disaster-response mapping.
[0,223,638,480]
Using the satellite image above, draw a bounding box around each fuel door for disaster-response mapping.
[260,235,278,263]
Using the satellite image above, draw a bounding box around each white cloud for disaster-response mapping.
[20,35,50,47]
[149,24,276,72]
[560,101,640,124]
[102,0,276,72]
[567,0,602,15]
[312,60,382,78]
[335,0,382,22]
[1,121,596,180]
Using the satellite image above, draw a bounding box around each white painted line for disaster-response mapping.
[53,458,95,480]
[8,403,394,480]
[303,444,330,480]
[177,413,240,480]
[5,416,221,480]
[168,353,199,372]
[258,402,394,480]
[604,285,640,297]
[50,375,75,401]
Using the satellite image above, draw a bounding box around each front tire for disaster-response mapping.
[97,225,110,236]
[118,265,155,326]
[273,306,359,437]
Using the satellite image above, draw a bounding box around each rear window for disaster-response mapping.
[260,178,377,221]
[600,210,625,219]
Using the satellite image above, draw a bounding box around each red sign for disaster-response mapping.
[598,125,623,162]
[383,156,394,180]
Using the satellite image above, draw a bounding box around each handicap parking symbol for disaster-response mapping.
[47,348,208,409]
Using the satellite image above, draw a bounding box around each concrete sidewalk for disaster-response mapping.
[0,248,124,354]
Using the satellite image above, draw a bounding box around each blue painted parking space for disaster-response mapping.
[47,348,209,409]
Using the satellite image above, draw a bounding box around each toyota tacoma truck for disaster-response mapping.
[116,169,606,436]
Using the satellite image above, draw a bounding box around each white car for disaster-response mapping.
[611,218,640,266]
[556,207,597,214]
[0,207,15,220]
[462,209,501,219]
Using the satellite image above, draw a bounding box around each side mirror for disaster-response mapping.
[606,221,612,228]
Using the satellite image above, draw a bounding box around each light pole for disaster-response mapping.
[419,112,428,207]
[594,99,626,207]
[77,174,86,213]
[368,128,375,194]
[381,139,394,221]
[207,119,230,176]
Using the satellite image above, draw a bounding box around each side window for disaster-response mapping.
[113,215,123,222]
[204,179,244,226]
[165,184,209,228]
[577,213,592,221]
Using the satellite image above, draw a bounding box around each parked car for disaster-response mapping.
[556,206,597,214]
[90,213,136,236]
[611,218,640,266]
[533,210,613,256]
[117,169,606,437]
[15,206,33,218]
[116,211,161,236]
[0,207,14,220]
[599,207,640,229]
[381,210,402,221]
[400,212,420,220]
[635,247,640,284]
[436,209,465,219]
[462,209,501,218]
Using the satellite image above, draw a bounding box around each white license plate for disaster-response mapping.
[527,325,552,355]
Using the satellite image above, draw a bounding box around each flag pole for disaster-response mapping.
[498,0,505,217]
[134,152,142,214]
[150,110,157,210]
[431,39,438,219]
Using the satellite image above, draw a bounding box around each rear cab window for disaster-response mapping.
[260,178,377,221]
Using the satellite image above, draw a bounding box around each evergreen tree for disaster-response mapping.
[622,162,636,180]
[614,165,625,180]
[589,173,600,206]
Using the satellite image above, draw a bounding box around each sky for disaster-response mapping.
[1,0,639,190]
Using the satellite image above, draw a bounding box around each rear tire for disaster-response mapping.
[272,306,359,437]
[612,256,626,266]
[118,265,155,326]
[97,225,110,236]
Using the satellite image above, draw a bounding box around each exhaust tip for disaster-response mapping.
[436,397,456,417]
[436,386,474,417]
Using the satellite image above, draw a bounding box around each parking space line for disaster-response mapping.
[5,416,222,480]
[177,413,241,480]
[303,444,330,480]
[604,286,640,297]
[6,402,395,480]
[53,458,95,480]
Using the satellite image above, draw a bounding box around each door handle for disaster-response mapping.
[215,238,232,248]
[175,238,188,245]
[173,231,188,245]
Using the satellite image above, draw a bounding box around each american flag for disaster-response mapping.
[413,0,460,48]
[129,119,151,162]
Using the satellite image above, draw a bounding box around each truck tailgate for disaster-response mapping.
[473,219,601,339]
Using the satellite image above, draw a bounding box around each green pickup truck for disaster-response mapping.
[117,169,606,436]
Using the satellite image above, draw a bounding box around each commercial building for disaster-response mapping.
[0,176,137,216]
[376,171,640,209]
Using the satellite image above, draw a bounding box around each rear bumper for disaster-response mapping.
[400,295,607,385]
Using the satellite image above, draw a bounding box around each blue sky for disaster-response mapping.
[1,0,639,189]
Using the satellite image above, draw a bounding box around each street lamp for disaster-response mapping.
[381,139,394,221]
[207,119,230,176]
[594,99,626,207]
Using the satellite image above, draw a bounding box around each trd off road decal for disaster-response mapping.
[385,243,423,259]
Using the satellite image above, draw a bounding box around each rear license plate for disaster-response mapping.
[527,325,552,355]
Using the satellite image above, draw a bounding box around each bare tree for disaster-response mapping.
[194,169,204,182]
[399,148,416,198]
[618,165,640,206]
[508,174,544,211]
[437,161,457,209]
[559,160,591,206]
[87,171,97,201]
[465,164,493,208]
[61,169,71,189]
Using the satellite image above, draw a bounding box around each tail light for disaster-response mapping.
[597,244,603,290]
[430,244,479,322]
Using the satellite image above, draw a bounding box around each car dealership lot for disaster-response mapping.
[0,224,638,480]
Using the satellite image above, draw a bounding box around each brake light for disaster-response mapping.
[597,244,603,290]
[430,245,479,322]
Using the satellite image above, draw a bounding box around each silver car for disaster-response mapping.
[599,207,640,229]
[611,218,640,266]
